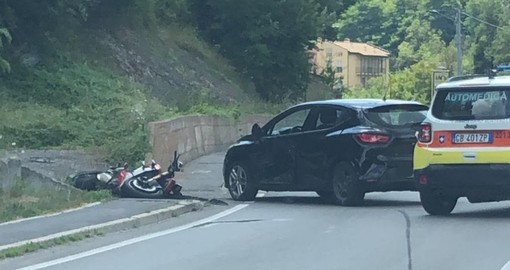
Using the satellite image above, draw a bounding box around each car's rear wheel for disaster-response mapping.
[227,162,258,201]
[326,162,365,206]
[420,190,457,215]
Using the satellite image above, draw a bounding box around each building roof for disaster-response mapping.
[333,39,390,57]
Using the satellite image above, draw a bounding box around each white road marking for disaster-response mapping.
[500,259,510,270]
[191,170,212,174]
[0,203,191,252]
[256,192,267,198]
[18,204,249,270]
[0,202,101,227]
[198,223,218,229]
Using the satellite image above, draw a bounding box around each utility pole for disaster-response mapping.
[430,6,505,76]
[455,7,462,76]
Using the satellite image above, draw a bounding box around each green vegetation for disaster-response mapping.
[1,0,507,163]
[0,0,292,164]
[0,62,172,163]
[0,178,112,223]
[0,27,10,73]
[337,0,510,103]
[0,229,104,259]
[188,0,342,101]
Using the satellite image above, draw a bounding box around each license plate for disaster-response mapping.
[452,133,492,144]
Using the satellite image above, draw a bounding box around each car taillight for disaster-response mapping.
[418,123,432,143]
[356,133,390,144]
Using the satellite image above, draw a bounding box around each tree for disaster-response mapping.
[464,0,503,73]
[316,0,357,40]
[191,0,339,101]
[334,0,399,53]
[462,0,510,68]
[0,27,11,73]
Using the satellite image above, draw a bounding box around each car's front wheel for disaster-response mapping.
[325,162,365,206]
[420,190,457,215]
[226,162,258,201]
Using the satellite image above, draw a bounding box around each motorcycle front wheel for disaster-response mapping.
[120,178,163,199]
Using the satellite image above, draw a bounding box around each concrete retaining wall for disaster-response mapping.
[149,114,272,168]
[0,114,272,191]
[0,158,21,191]
[0,157,79,193]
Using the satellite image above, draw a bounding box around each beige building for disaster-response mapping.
[311,39,390,88]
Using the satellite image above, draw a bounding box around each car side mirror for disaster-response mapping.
[251,123,263,139]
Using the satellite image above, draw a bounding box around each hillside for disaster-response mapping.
[0,1,305,163]
[0,0,353,164]
[92,26,255,107]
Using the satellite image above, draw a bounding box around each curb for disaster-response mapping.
[0,200,204,252]
[0,202,102,227]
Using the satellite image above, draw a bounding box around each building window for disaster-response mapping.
[335,60,343,73]
[360,56,386,76]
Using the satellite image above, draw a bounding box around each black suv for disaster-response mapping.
[223,99,428,205]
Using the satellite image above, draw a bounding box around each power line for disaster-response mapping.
[429,9,455,22]
[460,11,504,30]
[431,9,505,30]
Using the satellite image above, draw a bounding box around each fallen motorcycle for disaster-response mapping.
[118,151,184,199]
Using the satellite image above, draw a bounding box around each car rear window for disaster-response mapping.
[432,88,510,120]
[364,104,428,127]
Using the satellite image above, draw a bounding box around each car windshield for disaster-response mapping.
[432,88,510,120]
[364,104,428,127]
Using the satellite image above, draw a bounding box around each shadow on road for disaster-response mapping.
[255,196,330,206]
[443,207,510,219]
[363,199,421,208]
[253,195,421,208]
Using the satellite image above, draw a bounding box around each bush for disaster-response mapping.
[0,103,70,148]
[0,62,173,164]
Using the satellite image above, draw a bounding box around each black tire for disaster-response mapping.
[119,178,163,199]
[70,171,101,191]
[420,190,457,215]
[327,162,365,206]
[225,162,258,201]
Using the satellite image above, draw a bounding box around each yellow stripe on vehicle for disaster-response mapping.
[414,145,510,170]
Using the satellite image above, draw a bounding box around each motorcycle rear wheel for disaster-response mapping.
[120,178,163,199]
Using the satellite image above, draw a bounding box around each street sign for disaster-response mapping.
[431,69,449,101]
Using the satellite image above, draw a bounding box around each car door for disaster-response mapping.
[258,106,314,186]
[294,105,358,189]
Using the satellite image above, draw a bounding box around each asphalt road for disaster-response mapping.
[7,191,510,270]
[5,152,510,270]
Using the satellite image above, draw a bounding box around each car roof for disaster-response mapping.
[298,98,424,110]
[437,75,510,89]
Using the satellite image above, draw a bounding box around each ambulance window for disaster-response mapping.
[432,88,510,120]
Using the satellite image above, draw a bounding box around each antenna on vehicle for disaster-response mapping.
[382,74,390,101]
